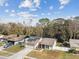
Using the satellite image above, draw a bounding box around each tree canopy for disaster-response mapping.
[0,16,79,43]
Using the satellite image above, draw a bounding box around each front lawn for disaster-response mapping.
[56,42,62,46]
[62,53,79,59]
[24,57,30,59]
[0,42,5,46]
[27,50,63,59]
[26,50,79,59]
[0,51,12,56]
[4,44,25,53]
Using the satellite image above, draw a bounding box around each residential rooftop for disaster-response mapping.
[3,34,25,42]
[26,38,56,46]
[40,38,56,46]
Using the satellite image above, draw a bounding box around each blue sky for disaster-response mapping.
[0,0,79,25]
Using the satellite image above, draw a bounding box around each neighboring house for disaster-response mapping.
[3,35,26,48]
[26,37,57,50]
[70,39,79,50]
[26,36,40,46]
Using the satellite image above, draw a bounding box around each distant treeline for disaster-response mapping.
[0,16,79,42]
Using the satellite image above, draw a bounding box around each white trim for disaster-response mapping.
[34,38,42,48]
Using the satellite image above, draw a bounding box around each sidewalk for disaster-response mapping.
[53,46,70,51]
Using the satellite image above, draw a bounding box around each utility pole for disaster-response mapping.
[23,20,26,47]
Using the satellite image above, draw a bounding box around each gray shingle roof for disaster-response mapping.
[40,38,56,46]
[3,35,25,41]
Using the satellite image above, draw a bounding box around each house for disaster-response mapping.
[3,35,26,48]
[70,39,79,50]
[26,36,40,46]
[37,38,56,50]
[26,37,57,50]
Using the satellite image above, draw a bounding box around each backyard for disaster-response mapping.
[24,50,79,59]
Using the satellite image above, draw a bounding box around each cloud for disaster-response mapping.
[49,6,53,10]
[30,8,37,11]
[47,13,51,15]
[19,0,41,9]
[17,12,38,26]
[0,0,7,6]
[17,12,38,20]
[11,10,15,13]
[17,12,33,19]
[19,0,32,8]
[41,13,45,16]
[59,0,70,5]
[9,13,16,17]
[4,2,8,6]
[5,9,9,13]
[34,0,40,7]
[59,0,70,9]
[59,5,64,9]
[8,11,38,23]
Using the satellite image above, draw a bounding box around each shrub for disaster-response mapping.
[63,41,70,47]
[68,48,76,53]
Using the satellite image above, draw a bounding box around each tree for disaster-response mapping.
[39,18,49,26]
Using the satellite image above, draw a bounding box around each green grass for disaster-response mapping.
[0,44,25,57]
[0,51,12,57]
[24,57,30,59]
[0,42,5,46]
[62,52,79,59]
[56,42,62,46]
[24,58,30,59]
[26,50,79,59]
[4,44,25,53]
[27,50,63,59]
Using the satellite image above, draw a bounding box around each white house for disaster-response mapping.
[26,37,57,50]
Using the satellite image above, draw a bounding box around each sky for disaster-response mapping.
[0,0,79,25]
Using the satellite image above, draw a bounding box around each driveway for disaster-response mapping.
[8,46,33,59]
